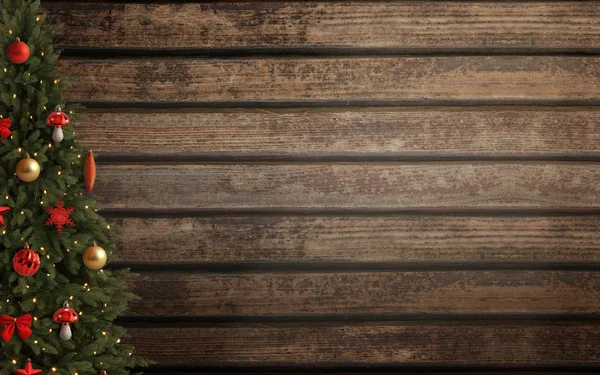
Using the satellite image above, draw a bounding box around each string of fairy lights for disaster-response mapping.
[1,13,136,375]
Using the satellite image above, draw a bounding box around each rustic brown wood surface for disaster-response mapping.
[60,57,600,103]
[126,270,600,316]
[52,0,600,370]
[159,374,597,375]
[114,216,600,264]
[77,107,600,157]
[45,2,600,51]
[95,163,600,210]
[147,374,596,375]
[125,322,600,366]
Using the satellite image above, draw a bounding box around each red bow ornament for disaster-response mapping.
[0,118,10,140]
[0,314,32,342]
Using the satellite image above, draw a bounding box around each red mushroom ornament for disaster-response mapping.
[53,301,79,341]
[46,106,70,143]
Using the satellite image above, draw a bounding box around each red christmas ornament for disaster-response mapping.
[15,359,42,375]
[53,301,79,341]
[7,37,30,64]
[84,150,96,192]
[0,314,32,342]
[13,244,40,276]
[0,118,11,139]
[46,105,70,143]
[0,206,8,226]
[45,199,75,233]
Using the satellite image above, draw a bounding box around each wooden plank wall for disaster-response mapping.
[44,1,600,373]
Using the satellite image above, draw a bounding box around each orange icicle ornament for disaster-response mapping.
[84,150,96,192]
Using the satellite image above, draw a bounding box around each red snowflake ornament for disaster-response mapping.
[45,199,75,233]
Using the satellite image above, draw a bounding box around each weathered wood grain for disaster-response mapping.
[114,216,600,264]
[46,2,600,50]
[61,57,600,103]
[126,271,600,316]
[150,373,596,375]
[126,322,600,366]
[94,163,600,210]
[77,107,600,157]
[146,374,593,375]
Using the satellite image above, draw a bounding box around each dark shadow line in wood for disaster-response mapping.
[75,100,600,110]
[59,47,600,59]
[136,371,600,375]
[124,364,600,373]
[116,314,600,325]
[95,153,600,164]
[100,208,600,218]
[108,261,600,273]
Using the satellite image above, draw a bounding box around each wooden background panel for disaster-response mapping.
[146,374,596,375]
[94,163,600,210]
[126,271,600,316]
[114,215,600,264]
[60,57,600,103]
[45,2,600,50]
[126,322,600,366]
[77,107,600,158]
[150,374,598,375]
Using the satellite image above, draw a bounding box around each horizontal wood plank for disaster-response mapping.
[61,57,600,103]
[142,374,597,375]
[46,2,600,51]
[94,163,600,210]
[126,271,600,316]
[77,107,600,157]
[126,322,600,366]
[115,216,600,264]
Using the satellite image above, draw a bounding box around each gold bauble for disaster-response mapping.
[16,155,40,182]
[83,244,107,270]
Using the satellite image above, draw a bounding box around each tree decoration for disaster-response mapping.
[16,155,40,182]
[45,198,75,233]
[13,243,40,276]
[0,1,147,371]
[46,105,70,143]
[83,242,107,270]
[0,314,32,342]
[0,206,9,226]
[0,117,11,139]
[7,37,29,64]
[53,301,79,341]
[15,359,42,375]
[84,149,96,192]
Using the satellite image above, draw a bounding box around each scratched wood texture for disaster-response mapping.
[45,2,600,50]
[60,57,600,103]
[76,107,600,158]
[48,0,600,371]
[112,216,600,264]
[125,271,600,316]
[94,163,600,210]
[124,322,600,366]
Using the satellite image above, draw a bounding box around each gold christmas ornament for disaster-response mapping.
[83,243,107,270]
[16,155,40,182]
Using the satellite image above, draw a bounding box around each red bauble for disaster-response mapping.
[7,38,29,64]
[13,244,40,276]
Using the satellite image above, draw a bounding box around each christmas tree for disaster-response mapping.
[0,1,147,374]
